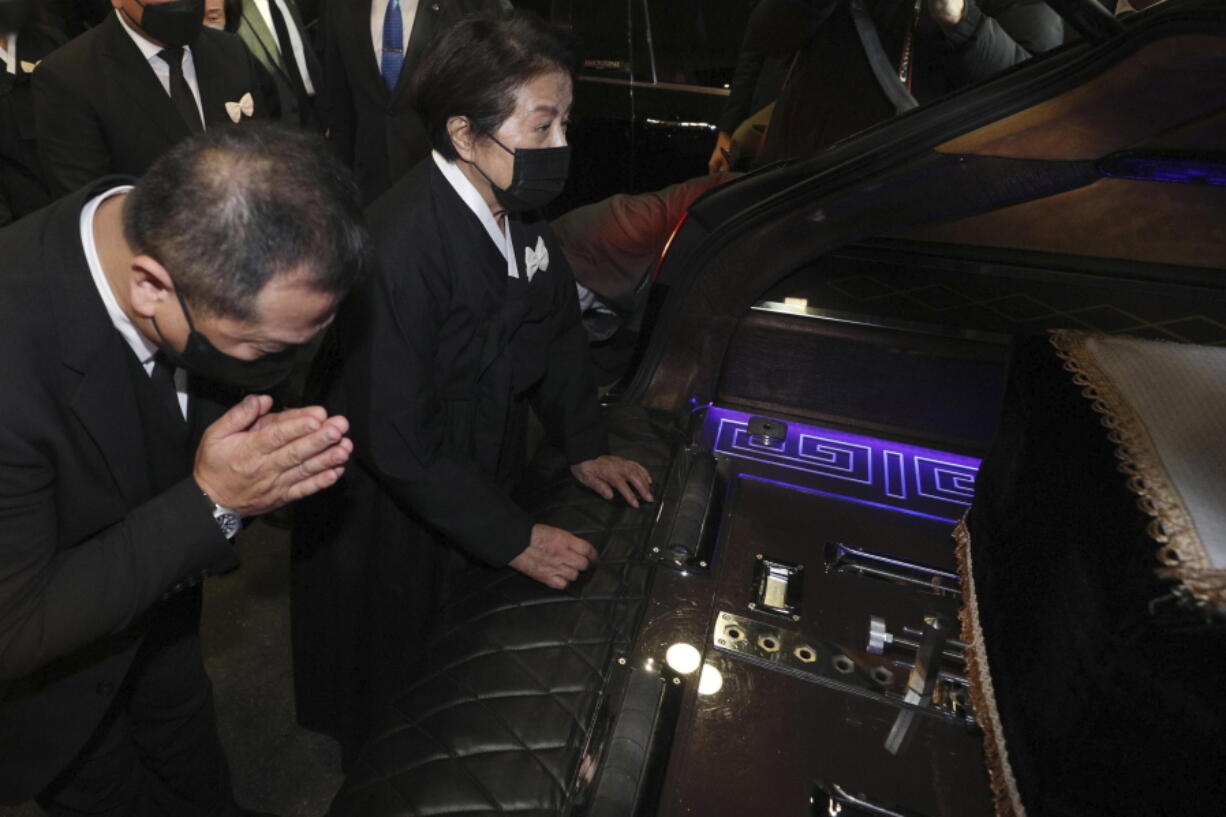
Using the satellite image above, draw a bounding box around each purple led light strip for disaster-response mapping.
[701,406,981,522]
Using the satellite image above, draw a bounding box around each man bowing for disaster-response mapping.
[0,125,366,816]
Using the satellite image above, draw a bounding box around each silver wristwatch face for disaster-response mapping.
[214,509,242,539]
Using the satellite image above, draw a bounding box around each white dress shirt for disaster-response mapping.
[250,0,315,95]
[82,186,189,418]
[0,32,17,75]
[432,150,519,280]
[370,0,419,67]
[115,10,206,128]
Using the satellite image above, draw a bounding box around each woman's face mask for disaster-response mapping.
[482,134,572,213]
[462,70,574,213]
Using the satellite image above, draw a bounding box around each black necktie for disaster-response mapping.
[267,0,308,101]
[143,352,192,494]
[158,47,204,134]
[150,353,187,429]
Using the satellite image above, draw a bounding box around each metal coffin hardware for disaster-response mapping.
[825,541,961,599]
[753,554,804,618]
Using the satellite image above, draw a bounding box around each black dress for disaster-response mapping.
[291,158,608,755]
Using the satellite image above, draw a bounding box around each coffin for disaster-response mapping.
[958,330,1226,817]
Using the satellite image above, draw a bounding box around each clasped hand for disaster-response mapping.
[192,394,352,518]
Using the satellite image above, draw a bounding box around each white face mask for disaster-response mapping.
[204,19,225,29]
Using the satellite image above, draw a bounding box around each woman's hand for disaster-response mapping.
[571,455,655,509]
[509,524,598,590]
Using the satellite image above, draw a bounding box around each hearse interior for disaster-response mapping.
[326,2,1226,814]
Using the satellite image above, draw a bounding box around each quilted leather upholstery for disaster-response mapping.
[330,405,682,816]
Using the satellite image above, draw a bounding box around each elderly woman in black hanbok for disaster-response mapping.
[291,12,654,760]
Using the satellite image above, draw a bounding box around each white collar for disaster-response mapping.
[115,8,192,64]
[80,185,160,366]
[431,150,519,279]
[0,32,16,74]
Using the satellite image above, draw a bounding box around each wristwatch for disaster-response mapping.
[202,491,242,539]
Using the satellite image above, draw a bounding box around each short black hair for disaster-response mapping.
[412,11,583,161]
[124,124,368,320]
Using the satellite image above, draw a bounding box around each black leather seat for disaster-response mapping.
[330,405,681,816]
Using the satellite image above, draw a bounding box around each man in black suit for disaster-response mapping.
[32,0,271,198]
[319,0,510,204]
[0,1,66,224]
[233,0,321,128]
[0,126,366,816]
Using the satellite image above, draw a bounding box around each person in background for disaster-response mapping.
[232,0,320,128]
[752,0,1062,162]
[204,0,226,28]
[318,0,511,204]
[32,0,271,197]
[552,170,740,384]
[0,125,365,817]
[0,0,66,224]
[706,42,785,173]
[291,12,654,762]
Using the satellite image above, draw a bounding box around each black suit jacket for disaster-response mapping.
[0,181,238,804]
[320,0,508,204]
[0,22,67,225]
[31,13,270,198]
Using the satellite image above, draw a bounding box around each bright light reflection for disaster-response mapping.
[665,642,701,675]
[698,663,723,696]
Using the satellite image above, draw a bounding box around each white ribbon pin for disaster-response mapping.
[523,236,549,281]
[19,60,39,73]
[224,92,255,124]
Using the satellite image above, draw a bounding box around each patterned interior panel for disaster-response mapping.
[329,406,682,817]
[700,405,980,522]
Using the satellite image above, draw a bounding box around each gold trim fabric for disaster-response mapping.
[1049,329,1226,614]
[954,517,1027,817]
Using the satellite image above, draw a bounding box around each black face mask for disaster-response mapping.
[135,0,205,47]
[0,0,35,33]
[155,289,299,393]
[477,134,571,213]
